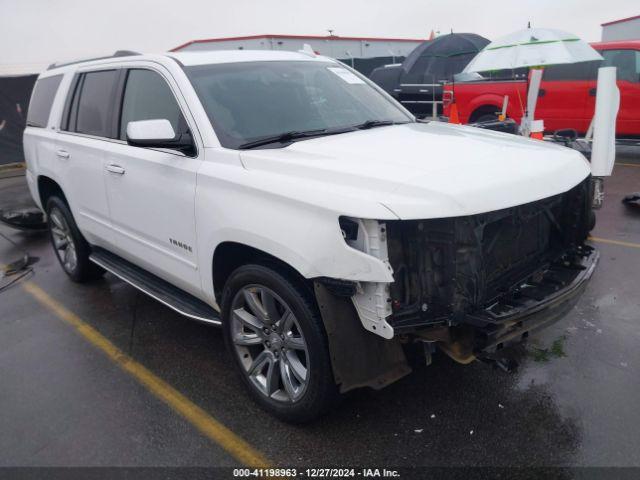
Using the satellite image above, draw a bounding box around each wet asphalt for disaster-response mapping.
[0,148,639,471]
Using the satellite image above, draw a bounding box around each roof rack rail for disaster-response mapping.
[47,50,141,70]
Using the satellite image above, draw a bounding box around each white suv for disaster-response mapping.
[24,49,598,422]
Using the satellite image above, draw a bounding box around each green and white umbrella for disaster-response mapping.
[461,28,603,136]
[463,28,602,73]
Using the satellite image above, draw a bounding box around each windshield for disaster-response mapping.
[186,61,412,149]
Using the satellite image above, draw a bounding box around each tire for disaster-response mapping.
[221,264,337,423]
[588,210,597,232]
[46,196,104,283]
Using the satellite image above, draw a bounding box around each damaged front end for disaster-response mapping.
[316,177,598,392]
[386,176,597,361]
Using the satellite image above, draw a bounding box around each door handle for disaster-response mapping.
[538,89,546,97]
[56,149,70,159]
[589,88,597,97]
[105,164,125,175]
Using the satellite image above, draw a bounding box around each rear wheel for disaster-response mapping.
[46,196,104,282]
[221,264,337,423]
[474,112,500,123]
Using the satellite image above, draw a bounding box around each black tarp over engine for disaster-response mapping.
[0,74,37,165]
[369,33,489,117]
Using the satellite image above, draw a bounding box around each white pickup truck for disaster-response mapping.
[24,49,598,422]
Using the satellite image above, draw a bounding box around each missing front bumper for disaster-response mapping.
[470,246,599,353]
[415,246,599,362]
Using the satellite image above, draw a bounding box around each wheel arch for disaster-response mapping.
[211,241,313,306]
[467,91,526,123]
[469,103,502,123]
[37,175,67,210]
[213,241,411,395]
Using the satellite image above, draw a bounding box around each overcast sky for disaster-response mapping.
[0,0,636,73]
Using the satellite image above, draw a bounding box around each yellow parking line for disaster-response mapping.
[589,236,640,250]
[616,163,640,168]
[21,281,271,468]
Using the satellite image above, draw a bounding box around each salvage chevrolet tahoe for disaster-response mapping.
[24,50,598,422]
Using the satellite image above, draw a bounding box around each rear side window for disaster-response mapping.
[119,69,185,140]
[26,75,63,128]
[543,61,601,81]
[65,70,119,137]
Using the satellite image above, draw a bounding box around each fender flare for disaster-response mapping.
[467,96,504,122]
[468,94,524,122]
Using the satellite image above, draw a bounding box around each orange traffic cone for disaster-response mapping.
[531,131,544,140]
[530,119,544,140]
[449,103,460,124]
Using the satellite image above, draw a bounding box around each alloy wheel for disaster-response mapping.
[49,207,78,274]
[230,285,310,403]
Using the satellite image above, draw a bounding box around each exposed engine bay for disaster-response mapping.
[385,176,597,355]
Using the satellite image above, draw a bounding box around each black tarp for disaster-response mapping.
[0,74,37,165]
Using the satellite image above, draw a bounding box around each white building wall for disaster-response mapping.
[602,18,640,41]
[178,36,421,60]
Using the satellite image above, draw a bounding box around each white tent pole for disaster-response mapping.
[521,68,543,136]
[500,95,509,119]
[585,118,595,141]
[591,66,619,177]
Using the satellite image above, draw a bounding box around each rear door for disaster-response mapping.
[102,65,203,297]
[56,68,121,247]
[537,61,600,134]
[595,49,640,137]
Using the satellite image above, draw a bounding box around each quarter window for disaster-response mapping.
[26,75,63,128]
[119,69,185,140]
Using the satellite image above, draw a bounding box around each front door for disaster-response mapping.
[103,66,202,297]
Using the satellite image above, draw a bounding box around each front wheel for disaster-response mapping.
[221,264,337,423]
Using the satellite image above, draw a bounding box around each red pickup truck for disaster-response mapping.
[443,40,640,138]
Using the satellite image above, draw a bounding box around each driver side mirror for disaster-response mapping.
[126,119,195,155]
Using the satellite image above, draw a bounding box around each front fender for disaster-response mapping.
[195,156,396,305]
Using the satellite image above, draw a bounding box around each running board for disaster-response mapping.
[89,248,221,325]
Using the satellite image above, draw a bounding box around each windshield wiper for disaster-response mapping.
[353,119,410,130]
[238,120,410,149]
[238,129,329,150]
